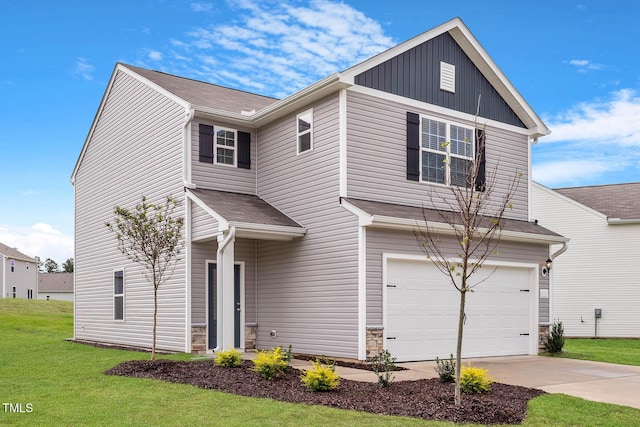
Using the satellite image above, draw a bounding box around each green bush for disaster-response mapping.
[460,364,492,393]
[435,354,456,383]
[214,348,242,367]
[369,349,396,387]
[545,320,565,353]
[300,360,340,391]
[252,347,289,380]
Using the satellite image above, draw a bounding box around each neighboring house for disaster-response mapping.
[532,182,640,338]
[0,242,38,299]
[72,18,565,362]
[38,273,74,301]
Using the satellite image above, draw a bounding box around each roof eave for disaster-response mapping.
[607,218,640,225]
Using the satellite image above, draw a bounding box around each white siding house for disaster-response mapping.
[1,242,38,299]
[73,18,566,361]
[532,182,640,338]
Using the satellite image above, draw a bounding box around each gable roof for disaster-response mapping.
[122,64,278,114]
[38,273,74,293]
[0,242,37,263]
[555,183,640,221]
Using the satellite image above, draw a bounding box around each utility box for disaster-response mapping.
[595,308,602,318]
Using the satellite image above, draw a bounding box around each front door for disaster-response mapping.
[207,263,241,350]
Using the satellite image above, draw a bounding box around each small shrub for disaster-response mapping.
[214,348,242,367]
[435,354,456,383]
[252,347,289,380]
[370,349,396,387]
[300,360,340,391]
[283,344,293,364]
[460,364,492,393]
[545,320,565,353]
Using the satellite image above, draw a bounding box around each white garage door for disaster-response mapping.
[386,259,533,362]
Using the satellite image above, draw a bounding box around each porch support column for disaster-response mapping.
[216,226,236,350]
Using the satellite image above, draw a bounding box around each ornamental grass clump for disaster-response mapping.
[252,347,289,380]
[214,349,242,368]
[300,359,340,392]
[460,364,492,393]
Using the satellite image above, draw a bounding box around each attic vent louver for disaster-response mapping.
[440,61,455,93]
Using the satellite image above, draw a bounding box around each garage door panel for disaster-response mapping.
[386,260,532,362]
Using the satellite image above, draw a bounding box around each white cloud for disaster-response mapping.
[72,57,95,81]
[190,2,212,12]
[533,159,617,186]
[0,223,73,265]
[567,58,603,73]
[170,0,395,97]
[148,50,163,61]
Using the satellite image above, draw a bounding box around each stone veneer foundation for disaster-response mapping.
[366,327,384,359]
[191,325,206,353]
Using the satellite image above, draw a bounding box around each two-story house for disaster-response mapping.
[1,242,38,299]
[72,18,565,362]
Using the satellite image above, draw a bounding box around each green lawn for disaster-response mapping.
[544,338,640,366]
[1,300,639,426]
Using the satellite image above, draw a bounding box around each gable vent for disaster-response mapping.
[440,61,455,93]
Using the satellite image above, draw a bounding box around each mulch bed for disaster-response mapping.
[105,359,544,424]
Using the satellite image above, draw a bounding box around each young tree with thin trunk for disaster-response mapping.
[415,118,522,406]
[106,196,184,360]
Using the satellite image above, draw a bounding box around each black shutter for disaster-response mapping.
[199,124,214,163]
[475,128,486,191]
[237,131,251,169]
[406,112,420,181]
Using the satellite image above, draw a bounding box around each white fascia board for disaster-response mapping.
[348,85,538,137]
[185,189,229,231]
[370,214,568,244]
[607,218,640,225]
[532,181,608,221]
[232,222,306,241]
[340,199,373,226]
[193,107,255,128]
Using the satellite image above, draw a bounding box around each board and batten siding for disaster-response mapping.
[365,228,550,326]
[532,184,640,337]
[256,94,361,359]
[191,118,257,194]
[190,239,257,326]
[346,90,529,221]
[74,69,187,351]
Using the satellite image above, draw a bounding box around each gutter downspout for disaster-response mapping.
[550,242,568,261]
[216,226,236,351]
[183,107,196,189]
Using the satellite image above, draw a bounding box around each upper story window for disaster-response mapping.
[10,260,14,272]
[421,117,474,187]
[406,111,485,190]
[114,270,124,321]
[199,124,251,169]
[297,109,313,154]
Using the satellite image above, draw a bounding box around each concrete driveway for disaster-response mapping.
[395,355,640,409]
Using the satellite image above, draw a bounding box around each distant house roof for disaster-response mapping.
[122,64,278,114]
[0,242,37,263]
[555,183,640,220]
[38,273,74,293]
[343,198,566,244]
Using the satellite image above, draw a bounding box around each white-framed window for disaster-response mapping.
[12,286,16,298]
[420,116,474,187]
[27,289,33,299]
[113,269,125,321]
[214,126,237,166]
[10,259,14,272]
[297,109,313,154]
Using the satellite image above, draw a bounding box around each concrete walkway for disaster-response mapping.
[319,355,640,409]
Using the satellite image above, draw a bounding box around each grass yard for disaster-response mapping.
[545,338,640,366]
[1,299,640,426]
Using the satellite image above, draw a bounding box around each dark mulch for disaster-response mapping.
[294,354,407,371]
[105,359,544,424]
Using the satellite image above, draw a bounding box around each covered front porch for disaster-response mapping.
[186,188,306,353]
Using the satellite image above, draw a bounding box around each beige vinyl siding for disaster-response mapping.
[74,69,187,351]
[191,200,219,241]
[256,94,360,359]
[532,184,640,337]
[190,239,257,326]
[191,118,257,194]
[346,90,529,220]
[365,228,550,326]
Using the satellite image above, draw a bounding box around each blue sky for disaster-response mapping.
[1,0,639,263]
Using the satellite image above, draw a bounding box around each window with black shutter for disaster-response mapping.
[237,131,251,169]
[199,124,214,163]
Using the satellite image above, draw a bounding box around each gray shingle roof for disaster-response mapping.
[38,273,74,293]
[122,64,278,114]
[345,198,563,239]
[190,189,302,228]
[555,183,640,220]
[0,242,37,262]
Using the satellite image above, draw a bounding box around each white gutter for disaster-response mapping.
[607,218,640,225]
